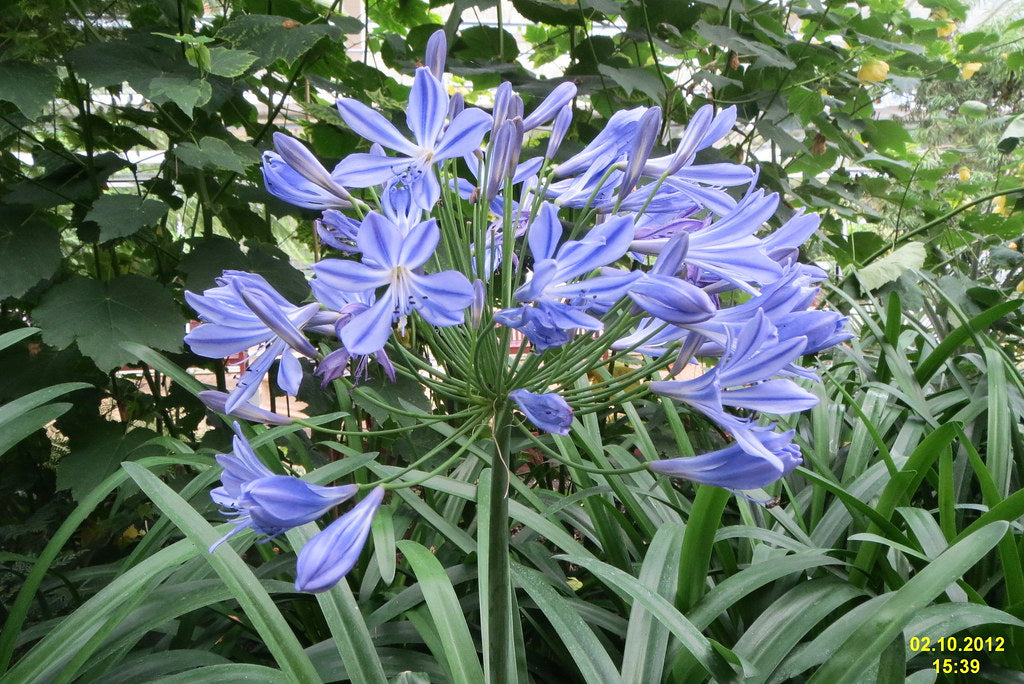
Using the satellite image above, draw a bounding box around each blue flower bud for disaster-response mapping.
[619,107,662,201]
[199,390,293,426]
[545,105,573,160]
[424,29,447,79]
[509,388,573,435]
[648,428,802,490]
[295,487,386,593]
[523,81,577,131]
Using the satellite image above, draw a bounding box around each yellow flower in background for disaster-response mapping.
[958,167,971,181]
[994,195,1009,216]
[961,62,983,79]
[858,59,890,83]
[932,9,956,36]
[1016,279,1024,293]
[1009,241,1018,251]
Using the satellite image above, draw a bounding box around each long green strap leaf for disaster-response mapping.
[621,524,685,684]
[0,327,39,352]
[286,525,388,684]
[914,299,1023,384]
[123,462,320,683]
[0,454,209,674]
[0,382,91,430]
[396,540,485,684]
[809,522,1009,682]
[512,564,623,684]
[556,553,740,682]
[0,402,71,457]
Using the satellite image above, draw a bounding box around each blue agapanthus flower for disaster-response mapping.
[186,24,854,525]
[650,312,818,461]
[312,213,474,354]
[495,205,640,347]
[332,67,492,210]
[209,424,357,551]
[648,428,802,490]
[185,271,319,413]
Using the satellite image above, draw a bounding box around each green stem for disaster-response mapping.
[676,485,730,612]
[487,408,513,684]
[860,185,1024,265]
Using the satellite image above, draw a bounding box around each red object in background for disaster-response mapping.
[508,329,526,354]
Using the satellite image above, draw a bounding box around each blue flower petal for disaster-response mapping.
[527,203,562,262]
[336,98,418,156]
[433,108,494,161]
[340,294,396,355]
[410,271,474,326]
[408,67,448,148]
[333,153,413,188]
[398,219,441,268]
[313,258,391,292]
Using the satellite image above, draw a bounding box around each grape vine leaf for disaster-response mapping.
[218,15,348,67]
[85,194,170,242]
[33,276,184,372]
[0,221,61,298]
[0,62,60,120]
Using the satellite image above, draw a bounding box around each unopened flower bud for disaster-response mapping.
[545,105,573,160]
[470,279,486,328]
[523,81,577,131]
[619,107,662,201]
[424,29,447,79]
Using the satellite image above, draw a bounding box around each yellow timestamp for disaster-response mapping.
[909,635,1005,653]
[932,658,980,675]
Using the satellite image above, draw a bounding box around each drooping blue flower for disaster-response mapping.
[762,209,821,266]
[509,388,574,435]
[332,67,492,210]
[316,210,361,254]
[494,206,642,348]
[295,486,386,593]
[210,424,357,552]
[683,263,851,364]
[626,233,717,327]
[311,300,396,386]
[630,190,784,293]
[492,306,572,352]
[312,213,474,355]
[650,313,818,459]
[185,271,319,413]
[648,428,802,490]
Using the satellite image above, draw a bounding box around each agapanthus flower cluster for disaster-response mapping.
[186,31,850,591]
[209,424,384,593]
